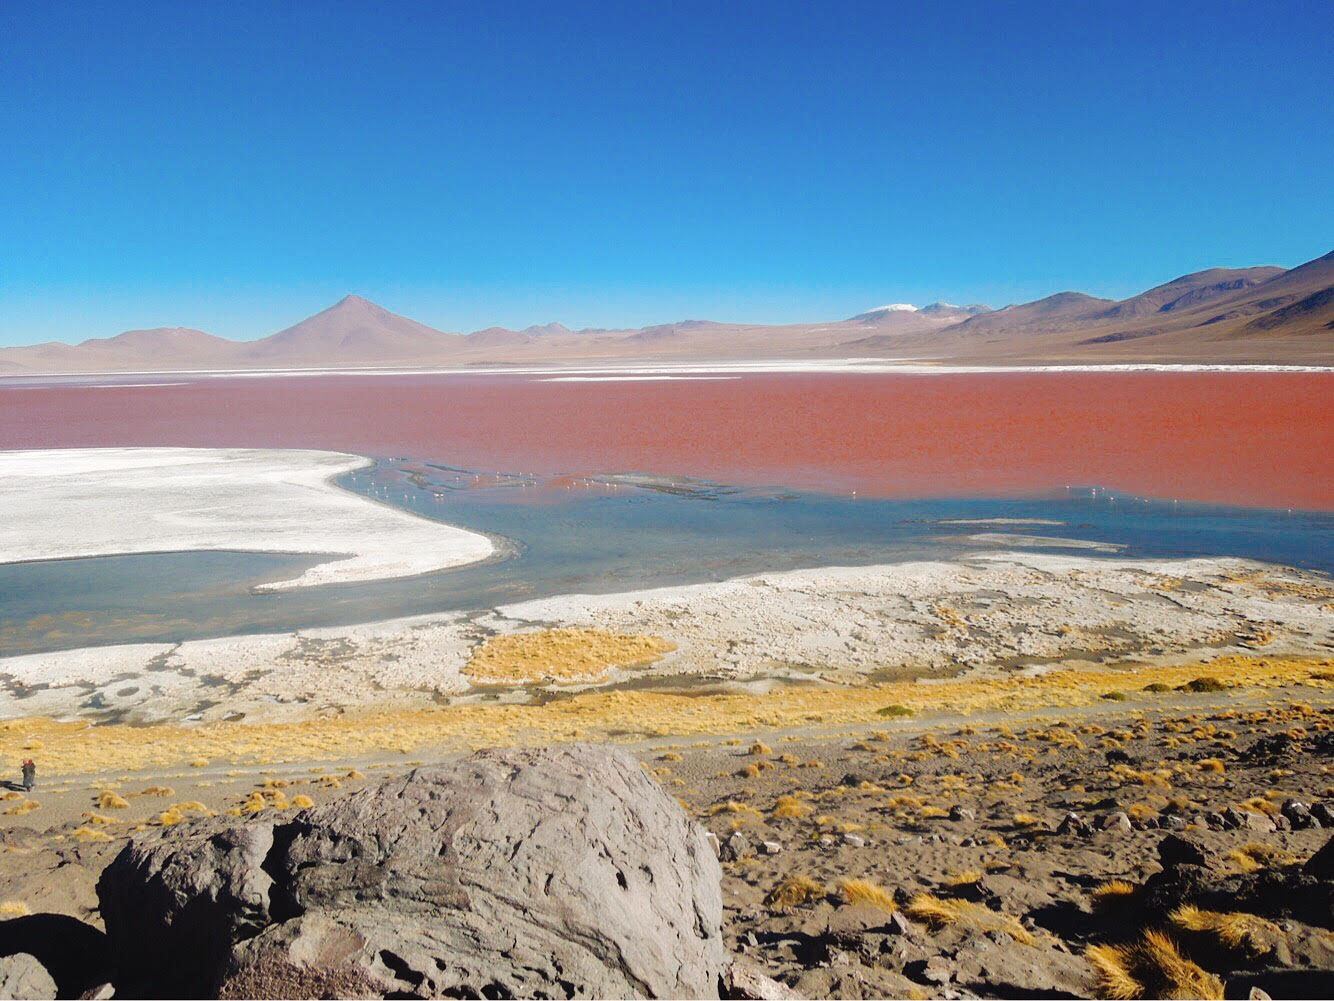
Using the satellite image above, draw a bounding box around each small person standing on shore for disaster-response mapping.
[20,759,35,792]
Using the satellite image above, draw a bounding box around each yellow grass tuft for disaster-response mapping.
[72,826,112,842]
[0,900,31,918]
[1086,930,1224,1000]
[837,878,896,911]
[905,893,1033,945]
[1228,842,1294,872]
[771,795,812,819]
[1169,905,1280,958]
[1226,850,1261,873]
[138,785,174,797]
[766,875,825,911]
[154,808,185,826]
[289,794,315,809]
[97,791,130,809]
[749,741,773,755]
[1091,880,1140,910]
[4,800,40,816]
[82,812,117,826]
[946,869,983,886]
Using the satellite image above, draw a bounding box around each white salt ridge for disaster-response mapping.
[0,447,494,590]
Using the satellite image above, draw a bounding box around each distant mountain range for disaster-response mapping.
[2,249,1330,374]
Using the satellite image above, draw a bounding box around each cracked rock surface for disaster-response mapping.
[97,743,724,999]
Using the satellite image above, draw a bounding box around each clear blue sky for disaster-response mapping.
[2,0,1330,345]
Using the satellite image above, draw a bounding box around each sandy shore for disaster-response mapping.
[3,551,1329,725]
[0,447,493,590]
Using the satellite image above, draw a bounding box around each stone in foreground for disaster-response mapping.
[0,953,57,1001]
[98,744,725,999]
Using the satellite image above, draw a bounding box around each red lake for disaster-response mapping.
[1,371,1331,510]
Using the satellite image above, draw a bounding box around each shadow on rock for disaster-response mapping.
[0,913,110,999]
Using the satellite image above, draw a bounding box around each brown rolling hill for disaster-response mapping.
[1,250,1330,374]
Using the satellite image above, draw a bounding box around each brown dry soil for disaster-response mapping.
[1,661,1333,998]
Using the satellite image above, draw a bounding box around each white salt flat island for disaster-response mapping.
[0,447,494,589]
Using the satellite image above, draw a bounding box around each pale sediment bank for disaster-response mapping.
[6,360,1334,384]
[0,447,494,590]
[2,552,1329,725]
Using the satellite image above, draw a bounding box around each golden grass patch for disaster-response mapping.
[771,795,812,819]
[0,901,31,918]
[463,628,675,685]
[1169,905,1280,958]
[905,893,1033,945]
[766,875,825,911]
[0,655,1327,777]
[1086,930,1223,1000]
[837,878,896,911]
[1091,880,1140,910]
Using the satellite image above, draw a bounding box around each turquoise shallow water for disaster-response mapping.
[0,457,1331,657]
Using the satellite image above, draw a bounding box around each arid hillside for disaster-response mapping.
[1,250,1330,374]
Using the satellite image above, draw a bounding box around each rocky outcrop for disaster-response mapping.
[98,744,725,999]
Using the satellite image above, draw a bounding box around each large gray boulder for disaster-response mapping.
[0,953,57,1000]
[98,744,724,999]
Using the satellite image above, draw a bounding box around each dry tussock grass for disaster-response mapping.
[1168,905,1280,958]
[837,878,896,911]
[905,893,1033,945]
[946,869,982,886]
[766,875,824,911]
[1091,880,1139,910]
[1086,930,1223,1000]
[771,795,812,819]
